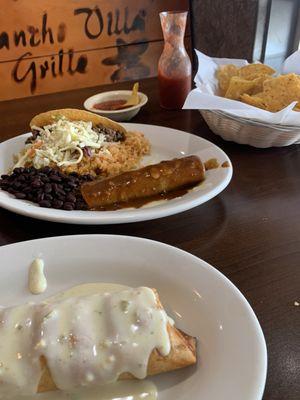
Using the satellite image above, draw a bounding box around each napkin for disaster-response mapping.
[183,49,300,126]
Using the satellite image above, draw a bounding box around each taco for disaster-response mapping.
[13,109,150,177]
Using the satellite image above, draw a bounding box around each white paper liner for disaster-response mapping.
[183,49,300,126]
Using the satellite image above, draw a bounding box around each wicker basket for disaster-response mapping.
[200,110,300,148]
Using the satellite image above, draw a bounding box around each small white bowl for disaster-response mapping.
[84,90,148,122]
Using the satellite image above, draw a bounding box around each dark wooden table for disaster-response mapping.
[0,78,299,399]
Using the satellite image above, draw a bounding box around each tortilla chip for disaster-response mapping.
[217,61,300,112]
[238,63,275,80]
[224,77,258,100]
[251,75,273,95]
[240,93,266,109]
[217,64,239,95]
[262,74,300,112]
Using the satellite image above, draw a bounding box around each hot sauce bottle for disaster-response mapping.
[158,11,192,110]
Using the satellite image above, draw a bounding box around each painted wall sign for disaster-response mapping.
[0,0,189,101]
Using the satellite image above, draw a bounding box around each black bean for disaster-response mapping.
[0,166,93,211]
[55,194,65,201]
[31,189,40,196]
[50,175,62,182]
[38,173,47,180]
[66,193,76,203]
[44,183,52,193]
[39,200,51,208]
[52,199,63,209]
[15,192,27,199]
[13,181,22,189]
[58,169,65,176]
[67,181,77,188]
[57,189,66,196]
[44,194,53,201]
[18,175,26,182]
[32,179,42,188]
[63,202,74,211]
[13,168,24,174]
[41,166,51,174]
[37,192,45,202]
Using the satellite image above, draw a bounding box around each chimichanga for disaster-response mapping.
[81,156,205,210]
[0,287,197,396]
[38,324,196,392]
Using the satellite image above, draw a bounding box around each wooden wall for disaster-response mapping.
[0,0,189,101]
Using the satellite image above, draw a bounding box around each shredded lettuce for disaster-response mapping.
[14,117,107,169]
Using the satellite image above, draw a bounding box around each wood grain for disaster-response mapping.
[0,0,190,100]
[0,0,188,61]
[0,78,299,399]
[0,41,162,100]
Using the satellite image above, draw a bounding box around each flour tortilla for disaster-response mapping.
[37,289,197,393]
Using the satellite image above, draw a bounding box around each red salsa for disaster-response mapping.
[93,99,127,111]
[158,72,191,110]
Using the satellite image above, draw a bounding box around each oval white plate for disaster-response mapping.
[0,124,232,225]
[0,235,267,399]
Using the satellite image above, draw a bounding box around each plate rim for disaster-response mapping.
[0,234,267,399]
[0,124,233,225]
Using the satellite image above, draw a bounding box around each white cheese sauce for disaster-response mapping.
[46,283,129,302]
[28,259,47,295]
[0,284,168,399]
[17,380,157,400]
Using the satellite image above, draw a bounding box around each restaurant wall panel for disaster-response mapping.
[0,0,189,101]
[190,0,259,61]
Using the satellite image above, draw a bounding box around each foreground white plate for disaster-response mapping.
[0,235,267,400]
[0,123,232,224]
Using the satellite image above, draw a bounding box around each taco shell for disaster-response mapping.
[30,109,127,136]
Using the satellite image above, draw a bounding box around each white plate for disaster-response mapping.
[0,124,233,225]
[0,235,267,400]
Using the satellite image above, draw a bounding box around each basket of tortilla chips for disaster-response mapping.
[201,109,300,148]
[184,51,300,148]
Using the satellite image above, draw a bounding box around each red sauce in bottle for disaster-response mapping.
[93,99,127,111]
[158,72,191,110]
[158,11,192,110]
